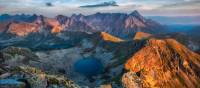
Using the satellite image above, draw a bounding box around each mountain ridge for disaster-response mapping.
[123,38,200,88]
[0,10,164,38]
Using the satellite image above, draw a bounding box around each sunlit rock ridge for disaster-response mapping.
[123,38,200,88]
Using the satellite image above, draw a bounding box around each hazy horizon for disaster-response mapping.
[1,11,200,25]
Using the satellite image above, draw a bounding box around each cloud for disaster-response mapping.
[80,1,118,8]
[161,0,200,7]
[46,2,53,7]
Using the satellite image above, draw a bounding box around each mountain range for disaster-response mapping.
[0,11,200,88]
[0,10,163,38]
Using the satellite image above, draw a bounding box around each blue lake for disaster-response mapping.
[0,79,22,85]
[74,58,103,77]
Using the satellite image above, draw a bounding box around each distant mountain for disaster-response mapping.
[0,10,164,38]
[0,14,38,23]
[148,16,200,25]
[67,10,163,38]
[80,1,118,8]
[189,26,200,37]
[123,38,200,88]
[164,24,198,33]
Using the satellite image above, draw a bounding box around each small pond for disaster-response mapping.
[74,58,103,77]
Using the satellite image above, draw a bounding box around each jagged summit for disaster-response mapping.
[130,10,141,17]
[123,38,200,88]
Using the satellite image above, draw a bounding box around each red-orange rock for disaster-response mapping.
[133,32,152,40]
[51,25,63,33]
[123,38,200,88]
[8,22,40,36]
[100,32,124,42]
[43,18,63,33]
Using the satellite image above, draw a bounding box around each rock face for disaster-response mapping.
[123,39,200,88]
[8,22,40,36]
[125,11,146,29]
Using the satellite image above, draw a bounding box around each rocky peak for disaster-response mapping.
[71,14,85,21]
[125,11,147,29]
[56,15,69,24]
[129,10,145,22]
[130,10,140,17]
[123,38,200,88]
[32,15,45,25]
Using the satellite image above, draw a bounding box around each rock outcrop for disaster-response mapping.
[0,66,80,88]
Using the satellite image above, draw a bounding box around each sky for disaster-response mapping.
[0,0,200,17]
